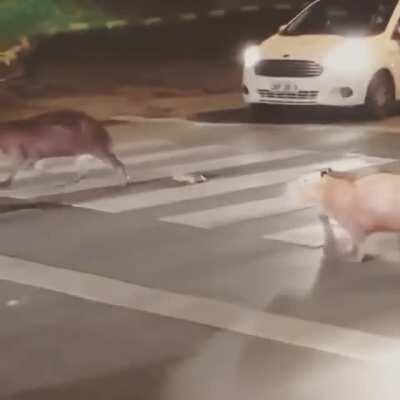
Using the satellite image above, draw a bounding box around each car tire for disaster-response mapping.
[365,71,395,120]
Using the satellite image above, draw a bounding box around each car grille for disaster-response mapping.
[255,60,323,78]
[258,89,319,103]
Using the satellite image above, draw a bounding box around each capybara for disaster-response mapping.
[288,168,400,262]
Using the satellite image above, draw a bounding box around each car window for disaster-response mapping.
[281,0,398,37]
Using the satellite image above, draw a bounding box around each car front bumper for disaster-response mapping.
[242,66,371,107]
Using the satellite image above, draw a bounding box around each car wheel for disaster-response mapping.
[365,71,395,120]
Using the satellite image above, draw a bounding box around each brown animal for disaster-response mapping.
[0,110,129,187]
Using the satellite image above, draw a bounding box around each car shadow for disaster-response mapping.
[193,105,382,125]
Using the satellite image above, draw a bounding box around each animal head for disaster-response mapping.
[286,169,330,205]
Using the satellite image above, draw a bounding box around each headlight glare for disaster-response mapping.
[243,45,261,68]
[324,40,371,72]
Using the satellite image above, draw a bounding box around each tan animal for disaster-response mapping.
[289,168,400,262]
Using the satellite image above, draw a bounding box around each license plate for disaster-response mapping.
[270,82,298,93]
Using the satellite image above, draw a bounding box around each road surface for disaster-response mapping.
[2,112,400,399]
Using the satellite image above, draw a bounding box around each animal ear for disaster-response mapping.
[320,168,332,178]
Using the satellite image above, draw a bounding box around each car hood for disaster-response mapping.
[259,34,365,63]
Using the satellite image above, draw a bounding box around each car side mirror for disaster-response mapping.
[278,24,287,33]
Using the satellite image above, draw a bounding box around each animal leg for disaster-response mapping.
[72,155,93,184]
[96,151,130,185]
[319,215,340,259]
[52,155,93,188]
[346,228,367,263]
[0,158,36,188]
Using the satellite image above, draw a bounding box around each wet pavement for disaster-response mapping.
[1,111,400,399]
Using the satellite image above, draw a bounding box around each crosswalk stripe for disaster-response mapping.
[2,254,400,363]
[160,195,313,229]
[262,223,400,262]
[1,148,313,200]
[75,155,394,213]
[112,138,172,152]
[0,144,230,176]
[263,221,344,248]
[160,153,395,229]
[0,139,172,170]
[150,148,314,178]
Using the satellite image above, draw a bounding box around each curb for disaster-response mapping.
[0,1,308,65]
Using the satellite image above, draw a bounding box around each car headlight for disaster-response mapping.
[324,40,371,72]
[243,45,261,68]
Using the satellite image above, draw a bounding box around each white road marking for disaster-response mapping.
[1,254,400,364]
[263,223,400,262]
[31,139,173,171]
[0,139,172,172]
[263,221,344,248]
[76,155,393,213]
[39,144,228,173]
[161,195,313,229]
[109,115,400,134]
[112,139,172,152]
[1,149,312,199]
[0,144,228,177]
[154,148,314,177]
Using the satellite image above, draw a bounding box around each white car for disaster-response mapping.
[243,0,400,119]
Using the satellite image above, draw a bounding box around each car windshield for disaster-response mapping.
[281,0,398,36]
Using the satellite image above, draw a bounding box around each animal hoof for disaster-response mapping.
[122,176,132,186]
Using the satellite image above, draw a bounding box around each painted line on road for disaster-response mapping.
[0,137,172,170]
[0,144,229,177]
[161,153,393,228]
[33,139,173,170]
[2,148,312,200]
[112,138,173,152]
[161,195,313,229]
[263,221,344,248]
[75,155,394,213]
[143,148,314,181]
[110,114,400,135]
[1,254,400,364]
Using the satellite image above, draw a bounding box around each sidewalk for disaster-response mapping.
[0,57,243,122]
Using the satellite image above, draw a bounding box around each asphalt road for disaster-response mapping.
[2,111,400,399]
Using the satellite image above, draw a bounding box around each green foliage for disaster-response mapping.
[0,0,106,45]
